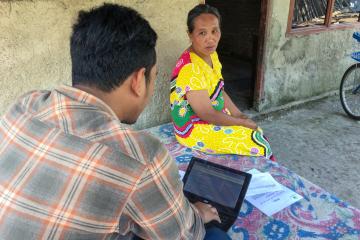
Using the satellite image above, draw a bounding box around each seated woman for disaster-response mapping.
[170,4,273,159]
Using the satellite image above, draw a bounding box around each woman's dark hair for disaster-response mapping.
[70,3,157,92]
[187,4,221,33]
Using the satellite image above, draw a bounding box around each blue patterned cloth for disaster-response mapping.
[146,123,360,240]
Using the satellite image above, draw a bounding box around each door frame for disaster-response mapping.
[200,0,271,110]
[253,0,271,110]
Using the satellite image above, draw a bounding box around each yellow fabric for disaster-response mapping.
[175,124,267,156]
[171,51,272,157]
[170,51,223,105]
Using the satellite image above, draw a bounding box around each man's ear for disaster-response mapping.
[130,67,146,97]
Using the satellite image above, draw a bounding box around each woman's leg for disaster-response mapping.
[176,124,273,158]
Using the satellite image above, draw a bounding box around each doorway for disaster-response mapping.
[206,0,266,111]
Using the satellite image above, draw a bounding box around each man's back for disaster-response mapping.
[0,3,233,239]
[0,86,204,239]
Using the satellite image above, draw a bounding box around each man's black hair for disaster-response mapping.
[187,4,221,33]
[70,3,157,92]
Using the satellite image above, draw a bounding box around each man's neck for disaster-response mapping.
[73,84,126,121]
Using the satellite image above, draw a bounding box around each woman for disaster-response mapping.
[170,4,273,159]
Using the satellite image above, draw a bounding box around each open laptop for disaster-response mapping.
[182,157,252,231]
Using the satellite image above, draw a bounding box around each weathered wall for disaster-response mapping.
[260,0,358,111]
[0,0,199,129]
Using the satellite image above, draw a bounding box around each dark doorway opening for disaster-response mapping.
[206,0,262,110]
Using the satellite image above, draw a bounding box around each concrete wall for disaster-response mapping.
[260,0,358,111]
[3,0,353,126]
[0,0,199,129]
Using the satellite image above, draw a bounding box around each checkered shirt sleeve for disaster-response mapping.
[0,86,205,240]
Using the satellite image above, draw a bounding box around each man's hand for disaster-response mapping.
[193,202,221,224]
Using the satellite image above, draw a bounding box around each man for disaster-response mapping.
[0,3,230,240]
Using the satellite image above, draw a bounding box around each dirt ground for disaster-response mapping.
[253,95,360,209]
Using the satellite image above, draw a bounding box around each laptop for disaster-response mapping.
[182,157,252,231]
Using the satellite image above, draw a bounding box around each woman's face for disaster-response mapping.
[189,13,221,58]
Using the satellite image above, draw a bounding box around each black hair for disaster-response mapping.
[70,3,157,92]
[187,4,221,33]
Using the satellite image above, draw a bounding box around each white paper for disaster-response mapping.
[246,169,283,196]
[245,169,303,216]
[245,185,303,216]
[247,168,262,175]
[179,170,185,180]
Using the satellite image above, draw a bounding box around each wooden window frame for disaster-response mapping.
[287,0,360,36]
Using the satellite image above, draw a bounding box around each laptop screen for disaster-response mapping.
[183,160,246,208]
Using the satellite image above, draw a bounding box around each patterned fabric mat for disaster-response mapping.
[145,123,360,240]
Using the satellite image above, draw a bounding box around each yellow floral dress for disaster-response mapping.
[170,49,272,157]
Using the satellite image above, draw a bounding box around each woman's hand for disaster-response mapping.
[186,90,241,126]
[233,113,257,130]
[236,112,249,119]
[222,91,243,117]
[222,90,258,130]
[186,90,258,130]
[241,118,257,130]
[193,202,221,224]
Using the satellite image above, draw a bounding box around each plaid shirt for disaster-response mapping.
[0,85,205,240]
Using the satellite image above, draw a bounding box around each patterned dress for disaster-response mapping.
[170,50,273,158]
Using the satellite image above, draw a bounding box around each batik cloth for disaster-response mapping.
[170,50,272,158]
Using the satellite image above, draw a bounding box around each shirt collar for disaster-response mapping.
[56,85,119,120]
